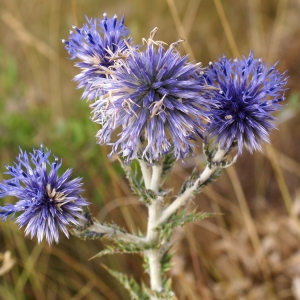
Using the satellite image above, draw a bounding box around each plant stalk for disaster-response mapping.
[158,147,227,225]
[142,163,164,294]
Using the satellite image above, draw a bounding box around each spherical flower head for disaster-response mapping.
[63,13,131,100]
[206,50,288,154]
[0,146,89,245]
[91,41,213,164]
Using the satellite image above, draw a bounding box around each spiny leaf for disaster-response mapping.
[204,142,237,169]
[103,266,149,300]
[81,205,94,226]
[162,152,176,177]
[104,221,127,235]
[71,229,106,241]
[178,166,199,195]
[90,242,145,260]
[142,289,177,300]
[161,251,173,273]
[144,248,173,274]
[156,210,214,241]
[169,210,214,228]
[142,279,178,300]
[71,207,106,240]
[203,141,212,161]
[198,168,223,189]
[120,161,155,205]
[71,219,128,242]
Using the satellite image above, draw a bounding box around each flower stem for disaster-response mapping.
[145,200,163,293]
[145,249,163,293]
[139,148,229,295]
[144,164,164,293]
[158,147,227,225]
[77,223,147,245]
[198,147,226,183]
[139,159,152,189]
[150,165,163,192]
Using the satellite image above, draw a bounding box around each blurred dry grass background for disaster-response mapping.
[0,0,300,299]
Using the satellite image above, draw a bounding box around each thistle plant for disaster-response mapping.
[0,13,288,299]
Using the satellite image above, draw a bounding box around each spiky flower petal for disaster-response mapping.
[0,146,89,245]
[63,13,131,100]
[91,42,213,164]
[206,50,288,154]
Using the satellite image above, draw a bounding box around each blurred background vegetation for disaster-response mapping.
[0,0,300,299]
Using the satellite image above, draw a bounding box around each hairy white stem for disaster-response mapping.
[158,178,200,225]
[143,164,164,294]
[147,164,164,242]
[147,200,163,242]
[145,208,164,292]
[139,159,152,189]
[158,147,227,225]
[145,249,163,292]
[150,165,163,193]
[86,223,147,246]
[145,200,163,293]
[212,147,226,162]
[199,147,226,183]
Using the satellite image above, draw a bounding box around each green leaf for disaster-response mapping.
[203,142,237,169]
[71,206,106,240]
[203,142,212,161]
[72,230,106,240]
[198,168,223,189]
[161,152,176,178]
[90,242,145,260]
[161,251,173,273]
[156,210,214,241]
[143,248,173,275]
[142,279,178,299]
[120,161,156,205]
[178,166,199,195]
[101,265,178,300]
[103,266,149,300]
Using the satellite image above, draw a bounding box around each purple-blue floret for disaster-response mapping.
[0,146,89,245]
[205,50,288,154]
[63,13,131,100]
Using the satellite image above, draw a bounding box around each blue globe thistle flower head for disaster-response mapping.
[206,50,288,154]
[63,13,131,100]
[91,38,214,164]
[0,146,89,245]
